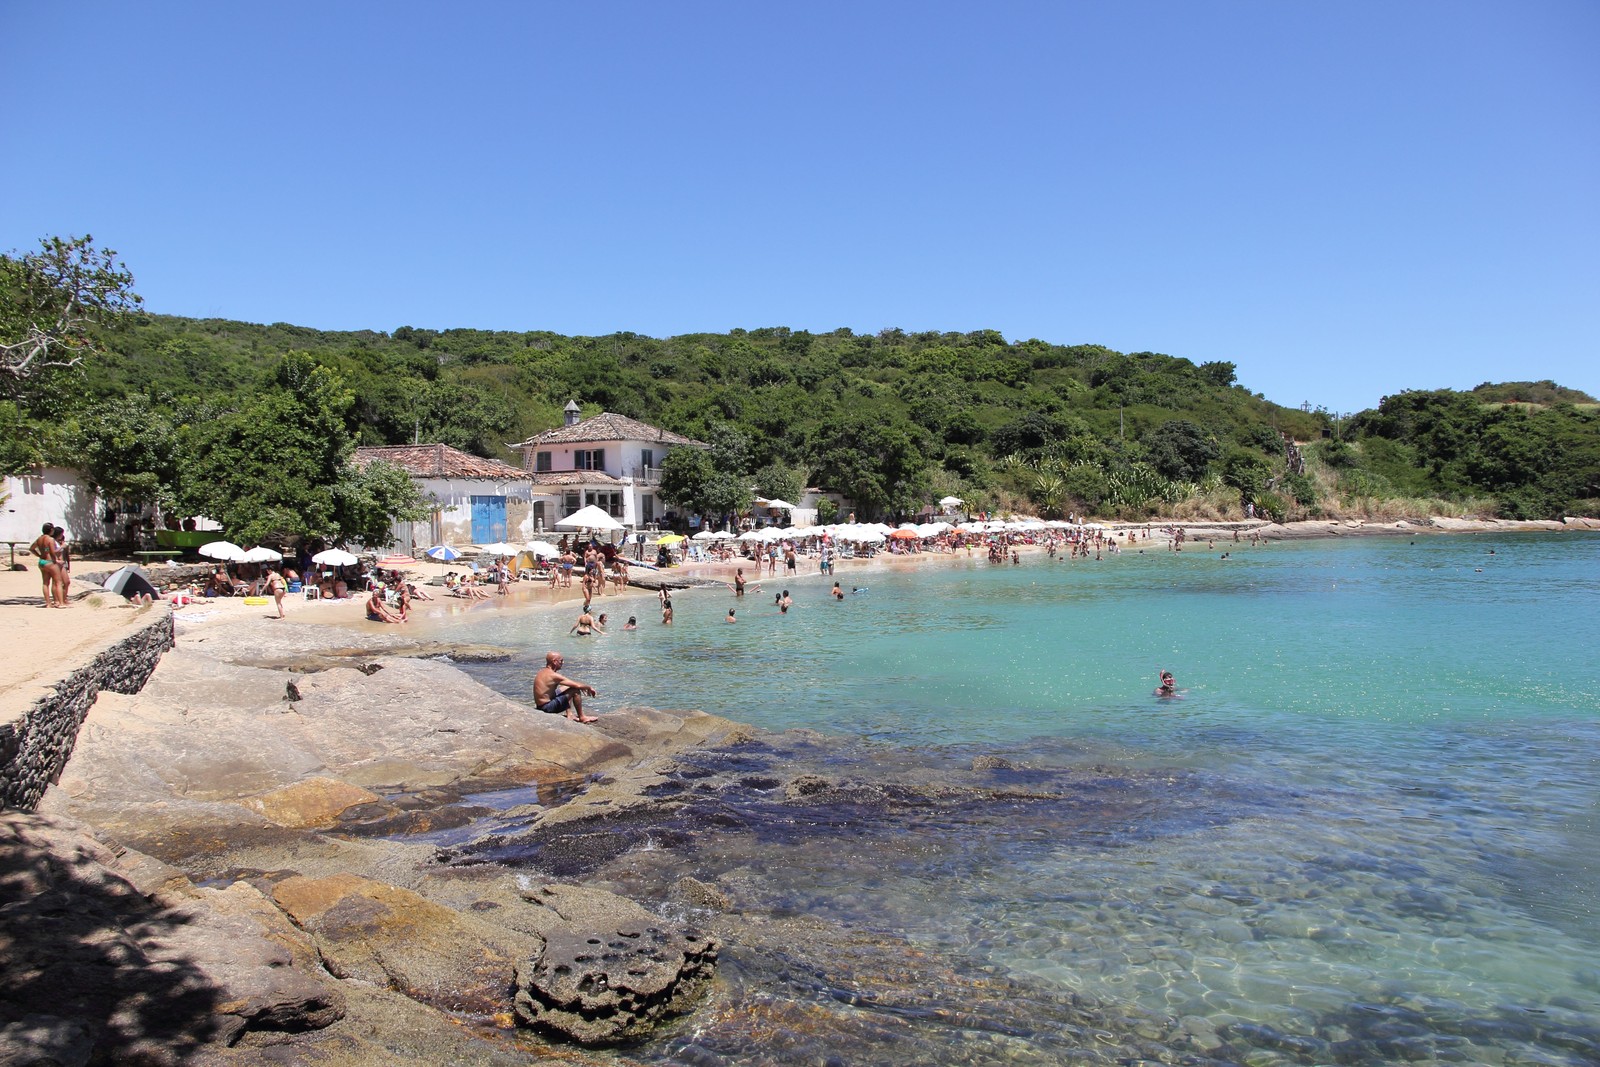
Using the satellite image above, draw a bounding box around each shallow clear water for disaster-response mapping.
[435,533,1600,1064]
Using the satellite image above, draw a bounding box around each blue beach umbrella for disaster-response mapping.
[425,545,460,561]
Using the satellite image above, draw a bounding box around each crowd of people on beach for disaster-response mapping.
[22,513,1244,727]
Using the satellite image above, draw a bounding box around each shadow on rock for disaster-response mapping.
[1,813,341,1066]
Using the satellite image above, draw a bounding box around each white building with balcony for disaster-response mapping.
[509,402,707,530]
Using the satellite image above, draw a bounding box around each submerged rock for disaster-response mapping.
[512,884,719,1046]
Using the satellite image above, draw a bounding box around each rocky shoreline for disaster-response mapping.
[3,607,764,1064]
[6,518,1599,1065]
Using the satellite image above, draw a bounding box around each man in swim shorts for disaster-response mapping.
[533,651,598,722]
[366,585,402,623]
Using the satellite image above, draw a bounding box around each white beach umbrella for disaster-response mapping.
[939,495,964,507]
[737,529,765,542]
[311,547,359,567]
[198,540,246,562]
[241,545,283,563]
[523,541,561,558]
[692,529,721,541]
[554,505,624,531]
[480,542,522,556]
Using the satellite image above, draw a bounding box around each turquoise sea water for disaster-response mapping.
[433,533,1600,1064]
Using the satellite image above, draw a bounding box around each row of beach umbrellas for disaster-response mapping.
[198,541,366,568]
[193,515,1090,574]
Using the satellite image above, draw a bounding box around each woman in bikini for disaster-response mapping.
[30,524,63,608]
[265,566,287,618]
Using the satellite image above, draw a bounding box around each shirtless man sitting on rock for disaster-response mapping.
[533,651,598,723]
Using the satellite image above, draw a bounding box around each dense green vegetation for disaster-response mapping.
[4,237,1597,532]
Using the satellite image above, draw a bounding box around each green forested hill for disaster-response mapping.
[6,309,1598,530]
[86,316,1318,459]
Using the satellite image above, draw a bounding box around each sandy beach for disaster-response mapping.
[6,513,1595,706]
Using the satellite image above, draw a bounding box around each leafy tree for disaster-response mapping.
[1469,380,1595,405]
[807,412,930,518]
[1143,420,1220,482]
[706,422,753,476]
[1281,471,1318,508]
[176,391,346,542]
[658,447,749,522]
[1062,464,1110,512]
[1222,449,1273,500]
[0,401,43,474]
[66,396,179,509]
[658,447,716,516]
[1,235,142,383]
[991,412,1072,458]
[333,458,430,548]
[702,469,753,521]
[170,355,415,544]
[753,461,805,505]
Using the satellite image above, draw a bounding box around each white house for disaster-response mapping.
[1,466,106,550]
[352,443,542,551]
[509,403,708,529]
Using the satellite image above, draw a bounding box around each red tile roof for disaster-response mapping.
[354,444,529,480]
[531,471,623,487]
[513,411,706,448]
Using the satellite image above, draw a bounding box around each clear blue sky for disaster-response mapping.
[3,2,1595,414]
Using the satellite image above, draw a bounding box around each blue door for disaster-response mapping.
[470,495,507,543]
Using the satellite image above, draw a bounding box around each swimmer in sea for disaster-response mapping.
[726,608,736,623]
[569,610,597,636]
[832,581,844,600]
[1156,669,1179,698]
[623,616,637,630]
